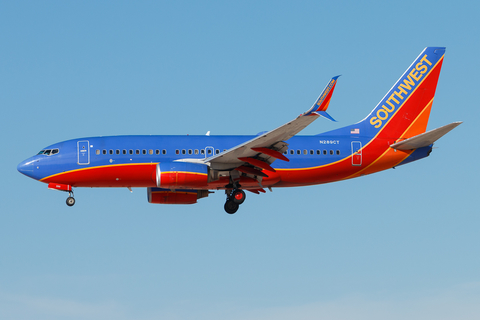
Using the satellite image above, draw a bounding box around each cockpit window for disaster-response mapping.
[37,148,59,156]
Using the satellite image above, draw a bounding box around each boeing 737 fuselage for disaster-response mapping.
[17,47,461,213]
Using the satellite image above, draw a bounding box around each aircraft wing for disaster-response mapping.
[204,76,340,171]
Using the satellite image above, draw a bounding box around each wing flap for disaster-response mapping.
[251,147,290,162]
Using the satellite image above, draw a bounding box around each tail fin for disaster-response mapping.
[362,47,446,140]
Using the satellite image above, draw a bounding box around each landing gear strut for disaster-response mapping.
[224,189,246,214]
[66,191,75,207]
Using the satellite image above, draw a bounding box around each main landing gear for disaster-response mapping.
[224,189,246,214]
[66,191,75,207]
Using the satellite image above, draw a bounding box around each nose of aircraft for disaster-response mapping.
[17,158,35,178]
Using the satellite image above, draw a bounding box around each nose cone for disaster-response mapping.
[17,157,36,178]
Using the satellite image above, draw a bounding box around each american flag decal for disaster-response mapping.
[351,128,360,134]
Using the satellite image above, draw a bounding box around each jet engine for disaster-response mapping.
[156,162,209,189]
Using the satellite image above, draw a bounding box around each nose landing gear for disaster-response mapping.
[224,189,246,214]
[47,183,75,207]
[66,191,75,207]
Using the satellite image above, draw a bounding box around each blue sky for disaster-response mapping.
[1,1,479,319]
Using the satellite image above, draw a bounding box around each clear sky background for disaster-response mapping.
[1,1,479,319]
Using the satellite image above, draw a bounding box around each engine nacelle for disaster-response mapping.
[156,162,209,188]
[147,187,210,204]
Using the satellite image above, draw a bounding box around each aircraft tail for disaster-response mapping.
[360,47,446,140]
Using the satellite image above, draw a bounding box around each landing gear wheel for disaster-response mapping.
[66,196,75,207]
[232,189,246,205]
[224,199,239,214]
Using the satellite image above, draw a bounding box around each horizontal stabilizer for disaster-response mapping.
[390,122,462,150]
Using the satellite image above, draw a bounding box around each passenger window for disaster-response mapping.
[336,150,340,155]
[109,150,113,155]
[290,150,294,155]
[201,149,205,155]
[116,150,120,155]
[215,149,220,154]
[316,150,321,155]
[103,150,107,155]
[194,149,199,155]
[176,149,180,155]
[182,149,186,155]
[323,150,327,155]
[142,150,147,155]
[310,150,314,155]
[129,150,133,155]
[123,150,127,155]
[297,150,301,155]
[188,149,192,155]
[330,150,334,155]
[162,149,167,155]
[96,150,100,155]
[155,149,160,155]
[149,149,153,155]
[207,150,212,155]
[284,150,288,155]
[136,150,140,155]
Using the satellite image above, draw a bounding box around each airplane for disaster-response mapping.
[17,47,461,214]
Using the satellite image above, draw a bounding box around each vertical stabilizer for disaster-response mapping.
[361,47,445,140]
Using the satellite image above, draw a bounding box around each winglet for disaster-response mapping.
[318,111,337,122]
[303,75,340,121]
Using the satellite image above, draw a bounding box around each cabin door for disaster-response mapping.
[77,140,90,165]
[351,141,362,166]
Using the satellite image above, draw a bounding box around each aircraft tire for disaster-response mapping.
[224,199,239,214]
[232,189,246,205]
[66,197,75,207]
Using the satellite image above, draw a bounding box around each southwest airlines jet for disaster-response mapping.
[17,47,461,214]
